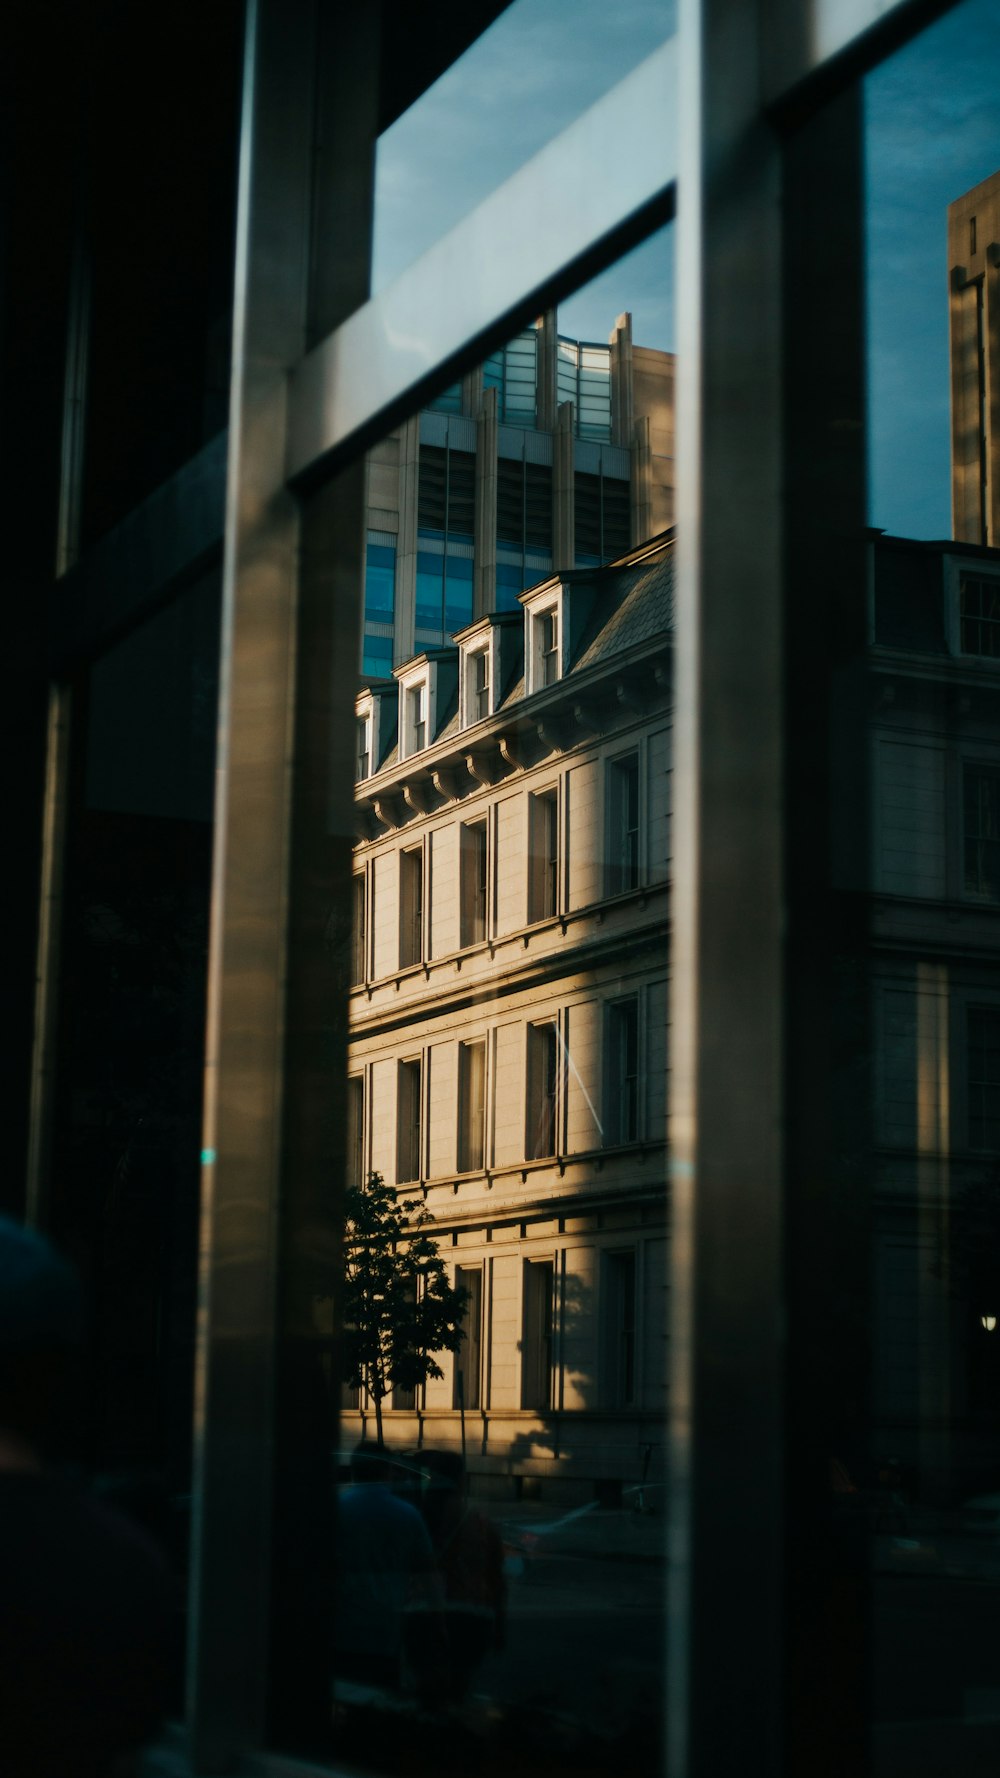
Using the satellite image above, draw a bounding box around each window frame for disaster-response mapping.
[396,1054,424,1186]
[528,784,560,924]
[398,842,425,969]
[521,1256,556,1411]
[459,816,489,948]
[526,1018,560,1161]
[603,1247,638,1409]
[962,759,1000,902]
[606,748,642,898]
[605,994,640,1146]
[453,1263,484,1409]
[80,0,940,1767]
[458,1036,487,1173]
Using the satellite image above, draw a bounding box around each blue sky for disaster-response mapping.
[374,0,1000,541]
[866,0,1000,537]
[372,0,675,347]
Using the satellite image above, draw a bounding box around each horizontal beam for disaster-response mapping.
[286,38,678,482]
[762,0,959,111]
[51,430,227,669]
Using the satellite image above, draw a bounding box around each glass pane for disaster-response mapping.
[372,0,674,294]
[80,4,241,544]
[860,2,1000,1765]
[273,222,674,1771]
[45,572,221,1715]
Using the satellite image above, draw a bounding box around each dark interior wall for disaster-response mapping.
[80,0,244,546]
[0,2,82,1216]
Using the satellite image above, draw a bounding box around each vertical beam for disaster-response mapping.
[24,684,73,1231]
[25,179,90,1231]
[631,414,653,549]
[553,400,575,572]
[395,413,420,664]
[538,310,559,433]
[186,0,316,1763]
[668,0,784,1774]
[268,4,380,1755]
[475,385,498,618]
[782,86,870,1777]
[610,310,633,448]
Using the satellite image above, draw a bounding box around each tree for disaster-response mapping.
[342,1171,467,1448]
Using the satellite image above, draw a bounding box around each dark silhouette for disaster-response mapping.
[333,1441,445,1699]
[420,1448,506,1701]
[0,1215,175,1778]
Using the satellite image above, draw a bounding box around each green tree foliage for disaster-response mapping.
[342,1172,467,1447]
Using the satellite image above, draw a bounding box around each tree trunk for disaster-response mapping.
[373,1389,384,1448]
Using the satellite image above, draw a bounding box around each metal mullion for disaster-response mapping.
[186,0,319,1763]
[761,0,960,115]
[668,1,785,1776]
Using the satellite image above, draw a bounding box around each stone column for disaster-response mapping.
[553,399,575,571]
[462,362,483,417]
[610,310,633,448]
[474,385,498,617]
[394,412,420,662]
[537,309,558,433]
[631,413,652,548]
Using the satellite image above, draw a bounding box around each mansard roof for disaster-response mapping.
[354,530,673,827]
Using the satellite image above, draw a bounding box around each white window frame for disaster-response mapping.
[396,1053,424,1185]
[522,583,564,695]
[398,841,425,969]
[458,1035,487,1173]
[528,783,560,923]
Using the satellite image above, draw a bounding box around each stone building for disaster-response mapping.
[870,529,1000,1495]
[346,531,672,1502]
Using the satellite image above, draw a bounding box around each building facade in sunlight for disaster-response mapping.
[950,169,1000,548]
[361,310,674,676]
[346,533,672,1501]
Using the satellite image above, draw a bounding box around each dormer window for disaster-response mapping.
[472,648,490,721]
[408,681,428,752]
[522,584,564,696]
[538,607,560,686]
[960,573,1000,658]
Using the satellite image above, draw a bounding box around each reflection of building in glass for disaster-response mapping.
[870,531,1000,1494]
[950,171,1000,547]
[349,534,671,1500]
[362,312,674,677]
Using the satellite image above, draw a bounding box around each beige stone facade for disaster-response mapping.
[346,534,672,1503]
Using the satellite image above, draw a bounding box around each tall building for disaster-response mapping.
[949,170,1000,545]
[361,311,674,674]
[348,533,671,1495]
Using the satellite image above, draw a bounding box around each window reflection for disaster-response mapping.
[306,237,674,1772]
[864,3,1000,1762]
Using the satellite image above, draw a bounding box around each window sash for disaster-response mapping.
[458,1039,486,1172]
[527,1022,558,1160]
[454,1266,483,1409]
[399,848,424,967]
[529,790,558,922]
[521,1260,554,1409]
[460,820,488,947]
[607,754,640,895]
[608,999,639,1144]
[351,874,366,985]
[397,1059,422,1183]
